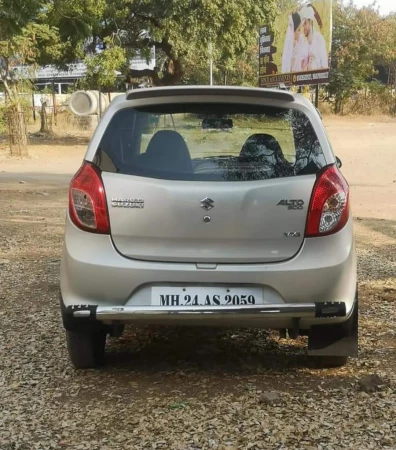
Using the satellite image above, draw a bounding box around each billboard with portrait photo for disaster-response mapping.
[259,0,332,87]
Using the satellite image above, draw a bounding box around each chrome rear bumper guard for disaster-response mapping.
[68,302,347,321]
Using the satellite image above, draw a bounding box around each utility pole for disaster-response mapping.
[209,42,213,86]
[98,84,102,118]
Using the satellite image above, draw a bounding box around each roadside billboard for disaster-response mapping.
[259,1,332,87]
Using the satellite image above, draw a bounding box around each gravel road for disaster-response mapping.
[1,127,396,449]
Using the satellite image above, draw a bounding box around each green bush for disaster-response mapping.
[328,82,395,116]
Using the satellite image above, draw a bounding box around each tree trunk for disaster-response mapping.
[2,77,29,157]
[40,101,50,133]
[127,39,184,86]
[334,97,342,115]
[8,103,28,157]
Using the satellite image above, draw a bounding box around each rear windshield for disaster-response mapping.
[94,103,326,181]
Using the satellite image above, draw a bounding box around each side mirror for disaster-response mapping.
[336,156,342,169]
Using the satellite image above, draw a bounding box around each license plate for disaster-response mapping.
[151,287,263,307]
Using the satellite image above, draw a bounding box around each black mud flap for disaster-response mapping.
[59,294,102,333]
[308,294,358,357]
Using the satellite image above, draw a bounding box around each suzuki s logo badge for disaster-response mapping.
[201,197,214,211]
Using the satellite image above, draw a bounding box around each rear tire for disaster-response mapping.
[66,330,107,369]
[313,355,349,368]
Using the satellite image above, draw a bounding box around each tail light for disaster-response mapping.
[305,165,349,237]
[69,162,110,234]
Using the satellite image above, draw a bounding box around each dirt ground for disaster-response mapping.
[0,116,395,449]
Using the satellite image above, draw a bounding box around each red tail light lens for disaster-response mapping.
[69,162,110,234]
[305,165,350,237]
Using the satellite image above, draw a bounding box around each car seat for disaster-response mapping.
[239,134,293,178]
[139,130,193,174]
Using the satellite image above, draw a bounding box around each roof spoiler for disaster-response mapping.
[126,86,295,102]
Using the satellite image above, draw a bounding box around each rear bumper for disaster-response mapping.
[69,302,347,320]
[61,299,348,331]
[60,215,356,329]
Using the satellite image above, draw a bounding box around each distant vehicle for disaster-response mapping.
[60,86,358,369]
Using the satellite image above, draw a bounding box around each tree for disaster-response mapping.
[84,43,127,90]
[45,0,107,63]
[326,2,385,114]
[48,0,276,88]
[182,43,260,86]
[0,0,64,155]
[377,14,396,89]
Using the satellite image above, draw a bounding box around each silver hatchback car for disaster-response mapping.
[60,86,357,369]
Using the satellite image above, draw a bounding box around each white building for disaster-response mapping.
[15,49,156,94]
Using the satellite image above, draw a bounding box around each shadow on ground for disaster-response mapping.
[100,325,362,378]
[28,134,91,147]
[359,217,396,241]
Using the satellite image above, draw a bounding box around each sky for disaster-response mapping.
[352,0,395,15]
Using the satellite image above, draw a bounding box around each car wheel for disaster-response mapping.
[313,355,349,368]
[66,330,107,369]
